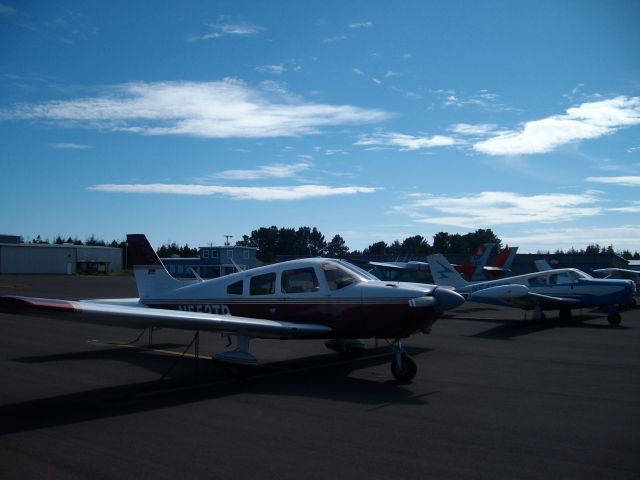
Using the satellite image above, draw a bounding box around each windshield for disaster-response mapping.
[322,261,364,290]
[336,260,378,281]
[573,269,593,280]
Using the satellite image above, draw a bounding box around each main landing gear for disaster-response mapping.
[607,311,622,326]
[390,339,417,383]
[324,339,367,358]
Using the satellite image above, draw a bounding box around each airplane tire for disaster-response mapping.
[608,312,622,326]
[559,309,572,321]
[391,353,417,383]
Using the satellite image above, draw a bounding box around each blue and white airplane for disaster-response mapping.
[427,254,635,325]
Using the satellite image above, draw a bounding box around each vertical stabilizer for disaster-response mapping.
[427,254,470,289]
[534,259,552,272]
[127,234,182,299]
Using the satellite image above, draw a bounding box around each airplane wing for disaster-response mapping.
[502,292,582,310]
[467,285,581,310]
[0,295,332,340]
[369,261,406,270]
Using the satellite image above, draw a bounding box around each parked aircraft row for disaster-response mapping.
[369,243,518,283]
[427,254,636,325]
[0,235,635,384]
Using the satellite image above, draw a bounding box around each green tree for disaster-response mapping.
[326,234,349,257]
[363,241,388,255]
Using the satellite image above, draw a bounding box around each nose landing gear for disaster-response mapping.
[390,339,417,383]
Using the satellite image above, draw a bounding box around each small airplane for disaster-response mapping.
[369,244,517,283]
[592,268,639,306]
[0,234,464,382]
[535,260,638,308]
[426,253,635,325]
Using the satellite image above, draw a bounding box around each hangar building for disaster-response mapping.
[0,242,123,274]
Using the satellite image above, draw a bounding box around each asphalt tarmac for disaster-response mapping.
[0,275,638,480]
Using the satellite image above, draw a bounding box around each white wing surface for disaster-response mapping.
[0,295,331,339]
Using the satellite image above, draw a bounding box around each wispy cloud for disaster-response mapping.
[189,21,264,41]
[355,132,457,151]
[322,35,348,43]
[585,176,640,187]
[88,183,377,201]
[503,225,640,252]
[255,64,286,75]
[474,96,640,156]
[211,162,312,180]
[1,80,390,139]
[394,191,603,228]
[49,142,93,149]
[349,21,374,29]
[0,3,16,16]
[608,201,640,213]
[434,89,510,112]
[449,123,498,136]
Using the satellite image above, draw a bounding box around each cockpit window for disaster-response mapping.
[549,271,578,285]
[250,272,276,295]
[282,268,319,294]
[528,275,546,287]
[226,280,243,295]
[322,262,361,290]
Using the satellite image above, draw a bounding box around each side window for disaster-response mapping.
[250,273,276,295]
[226,280,243,295]
[282,268,319,294]
[528,275,546,287]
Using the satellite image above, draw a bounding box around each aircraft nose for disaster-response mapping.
[433,286,465,311]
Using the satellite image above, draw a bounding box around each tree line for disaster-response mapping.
[24,229,640,262]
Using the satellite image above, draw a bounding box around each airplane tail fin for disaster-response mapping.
[459,243,495,280]
[127,234,183,299]
[427,254,470,289]
[534,259,552,271]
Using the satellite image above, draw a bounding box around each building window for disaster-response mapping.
[227,250,233,259]
[202,250,209,258]
[211,250,219,258]
[243,250,250,259]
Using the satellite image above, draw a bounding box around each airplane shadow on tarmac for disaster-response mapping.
[467,312,632,340]
[1,345,435,436]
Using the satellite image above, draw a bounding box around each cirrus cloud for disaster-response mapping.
[394,191,603,228]
[355,132,457,151]
[585,176,640,187]
[0,80,390,139]
[88,183,377,201]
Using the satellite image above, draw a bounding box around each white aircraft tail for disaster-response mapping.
[127,234,183,299]
[534,259,552,271]
[427,253,470,289]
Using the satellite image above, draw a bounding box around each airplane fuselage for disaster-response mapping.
[139,258,461,339]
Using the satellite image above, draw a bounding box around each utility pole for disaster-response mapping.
[224,235,233,246]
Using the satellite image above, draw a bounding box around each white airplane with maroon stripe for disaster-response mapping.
[0,234,464,382]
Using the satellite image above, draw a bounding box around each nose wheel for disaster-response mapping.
[390,340,417,383]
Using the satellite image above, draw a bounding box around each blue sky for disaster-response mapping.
[1,0,639,252]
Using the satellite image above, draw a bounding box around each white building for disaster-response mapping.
[0,243,123,274]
